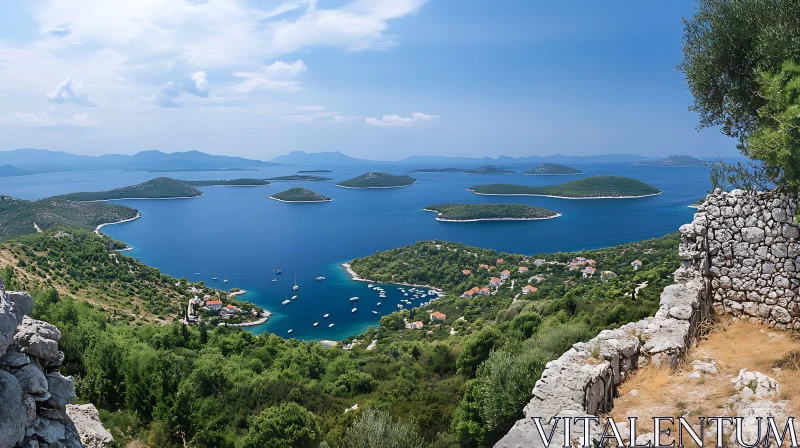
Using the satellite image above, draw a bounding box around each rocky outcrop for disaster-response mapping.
[0,277,113,448]
[66,405,114,448]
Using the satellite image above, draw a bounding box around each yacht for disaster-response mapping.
[316,277,325,281]
[287,329,293,334]
[368,284,374,288]
[291,295,297,300]
[328,323,334,328]
[274,269,282,274]
[323,314,330,318]
[293,275,299,291]
[223,279,228,283]
[194,272,200,275]
[282,300,290,305]
[372,311,378,315]
[349,297,359,302]
[351,308,357,313]
[212,276,218,280]
[313,322,319,327]
[376,302,381,306]
[397,304,404,309]
[404,293,408,296]
[272,278,278,282]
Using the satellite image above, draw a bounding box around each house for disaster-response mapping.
[500,270,511,279]
[496,258,504,264]
[587,259,596,265]
[632,260,643,271]
[522,285,538,295]
[406,321,424,330]
[462,269,472,275]
[206,300,222,310]
[582,267,596,278]
[568,262,582,271]
[532,275,546,282]
[534,259,546,266]
[600,271,617,282]
[490,277,502,287]
[518,266,529,273]
[575,257,588,264]
[479,287,490,295]
[479,263,490,270]
[430,311,447,321]
[462,286,481,298]
[224,304,238,314]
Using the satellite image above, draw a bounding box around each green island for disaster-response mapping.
[144,168,258,173]
[523,163,583,175]
[2,226,678,447]
[0,195,139,241]
[468,175,662,198]
[269,187,332,202]
[410,165,515,174]
[298,169,333,173]
[337,171,417,188]
[182,178,271,187]
[634,154,708,167]
[422,203,560,222]
[56,177,203,201]
[266,174,333,181]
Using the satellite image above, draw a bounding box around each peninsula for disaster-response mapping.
[337,171,416,188]
[409,165,515,174]
[422,203,560,222]
[634,154,707,167]
[468,175,662,198]
[297,170,332,173]
[524,163,583,175]
[182,178,270,187]
[56,177,203,201]
[265,174,333,181]
[269,187,332,202]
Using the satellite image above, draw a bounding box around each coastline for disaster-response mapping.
[421,208,562,222]
[269,196,332,203]
[341,262,444,292]
[523,172,584,176]
[336,182,417,189]
[466,190,662,199]
[95,212,142,235]
[85,194,203,203]
[228,311,272,327]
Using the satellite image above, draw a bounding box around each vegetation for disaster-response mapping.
[182,179,270,187]
[56,177,202,201]
[270,187,332,202]
[0,195,139,241]
[633,155,707,167]
[468,175,661,198]
[679,0,800,197]
[409,166,515,174]
[423,203,559,221]
[523,163,583,175]
[266,175,333,181]
[337,172,416,188]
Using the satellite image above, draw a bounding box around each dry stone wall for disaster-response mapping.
[0,277,113,448]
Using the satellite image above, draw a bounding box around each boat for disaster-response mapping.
[194,272,200,275]
[223,279,228,283]
[351,308,357,313]
[291,295,297,300]
[288,329,293,334]
[212,276,218,280]
[349,297,359,302]
[323,314,330,318]
[282,300,290,305]
[404,293,408,296]
[397,304,404,309]
[274,269,282,274]
[328,323,334,328]
[368,284,374,288]
[293,274,299,291]
[372,311,378,315]
[272,278,278,282]
[376,302,381,306]
[313,322,319,327]
[316,276,325,281]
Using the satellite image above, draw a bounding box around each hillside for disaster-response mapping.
[634,154,707,167]
[524,163,583,175]
[0,164,34,177]
[269,187,332,202]
[337,171,417,188]
[468,175,661,198]
[423,203,560,221]
[182,178,270,186]
[0,195,139,240]
[57,177,203,201]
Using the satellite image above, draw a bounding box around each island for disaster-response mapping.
[634,154,708,167]
[468,175,662,198]
[56,177,203,201]
[144,168,258,173]
[269,187,332,202]
[182,178,271,187]
[0,195,140,241]
[524,163,583,175]
[422,203,560,222]
[297,170,332,173]
[265,174,333,181]
[337,171,417,188]
[0,164,34,177]
[409,165,516,174]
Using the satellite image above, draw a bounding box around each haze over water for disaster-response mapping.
[0,163,710,340]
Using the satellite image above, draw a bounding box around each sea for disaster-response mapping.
[0,163,710,340]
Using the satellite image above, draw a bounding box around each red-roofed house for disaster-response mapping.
[582,267,596,278]
[479,287,490,295]
[462,269,472,275]
[462,286,481,298]
[632,260,643,271]
[406,321,424,330]
[518,266,529,273]
[587,259,596,265]
[430,311,447,321]
[479,264,490,270]
[500,270,511,279]
[522,285,538,295]
[490,277,502,287]
[532,275,545,282]
[206,300,222,310]
[496,258,504,264]
[224,304,238,314]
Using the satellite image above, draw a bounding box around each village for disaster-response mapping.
[183,285,271,327]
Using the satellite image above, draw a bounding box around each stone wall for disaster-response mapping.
[0,278,113,448]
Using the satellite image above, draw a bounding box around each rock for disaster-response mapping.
[32,417,65,445]
[46,372,75,408]
[732,369,781,400]
[13,364,50,400]
[742,227,766,243]
[13,316,64,366]
[690,359,718,375]
[67,404,114,448]
[0,370,27,448]
[0,347,31,368]
[0,296,20,358]
[5,291,34,324]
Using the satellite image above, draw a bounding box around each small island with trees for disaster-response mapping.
[297,169,332,173]
[265,174,333,182]
[524,163,583,175]
[468,175,661,198]
[423,203,561,222]
[410,165,515,174]
[57,177,203,201]
[337,171,417,188]
[183,178,271,187]
[634,154,708,167]
[269,187,332,202]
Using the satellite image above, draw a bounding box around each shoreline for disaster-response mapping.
[269,196,332,203]
[95,212,142,235]
[228,311,272,327]
[85,194,203,203]
[336,182,417,189]
[341,262,444,292]
[466,190,662,200]
[421,208,562,222]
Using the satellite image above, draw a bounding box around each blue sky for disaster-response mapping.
[0,0,737,160]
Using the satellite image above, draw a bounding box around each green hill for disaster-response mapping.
[337,171,416,188]
[423,203,560,221]
[182,178,270,186]
[270,187,332,202]
[0,196,139,240]
[634,155,707,167]
[57,177,202,201]
[468,175,661,198]
[464,166,515,174]
[524,163,583,175]
[266,174,332,181]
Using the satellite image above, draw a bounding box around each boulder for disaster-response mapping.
[732,369,781,400]
[67,404,114,448]
[0,296,19,358]
[13,364,50,401]
[5,291,34,324]
[45,372,75,408]
[13,316,64,366]
[0,370,27,448]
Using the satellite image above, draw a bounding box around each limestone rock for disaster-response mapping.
[732,369,781,400]
[13,364,50,401]
[0,370,27,448]
[45,372,75,408]
[67,404,114,448]
[13,316,64,366]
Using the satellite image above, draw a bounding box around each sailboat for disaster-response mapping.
[313,322,319,327]
[223,273,228,283]
[281,289,290,305]
[212,276,218,280]
[323,314,330,318]
[293,275,299,291]
[328,323,334,328]
[272,277,278,282]
[287,329,293,334]
[351,308,357,313]
[291,295,297,300]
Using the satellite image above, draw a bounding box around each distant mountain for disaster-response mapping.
[0,165,34,177]
[269,151,372,165]
[0,149,278,173]
[634,155,708,167]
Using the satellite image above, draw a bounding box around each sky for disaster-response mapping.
[0,0,738,161]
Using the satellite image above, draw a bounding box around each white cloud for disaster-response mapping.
[46,78,97,106]
[365,112,438,127]
[0,111,98,128]
[231,60,306,93]
[154,72,210,107]
[187,71,209,97]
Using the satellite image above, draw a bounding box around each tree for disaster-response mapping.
[241,403,321,448]
[345,408,426,448]
[456,327,503,378]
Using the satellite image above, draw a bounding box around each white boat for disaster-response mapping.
[291,295,297,300]
[323,314,330,318]
[194,272,200,275]
[372,311,378,314]
[349,297,359,302]
[288,329,293,334]
[282,300,290,305]
[313,322,319,327]
[329,323,334,328]
[368,284,374,288]
[397,304,404,309]
[316,277,325,281]
[351,308,357,313]
[212,277,218,280]
[404,293,408,296]
[376,302,381,306]
[293,274,299,291]
[223,279,228,283]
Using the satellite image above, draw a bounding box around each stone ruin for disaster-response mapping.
[496,189,800,447]
[0,277,113,448]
